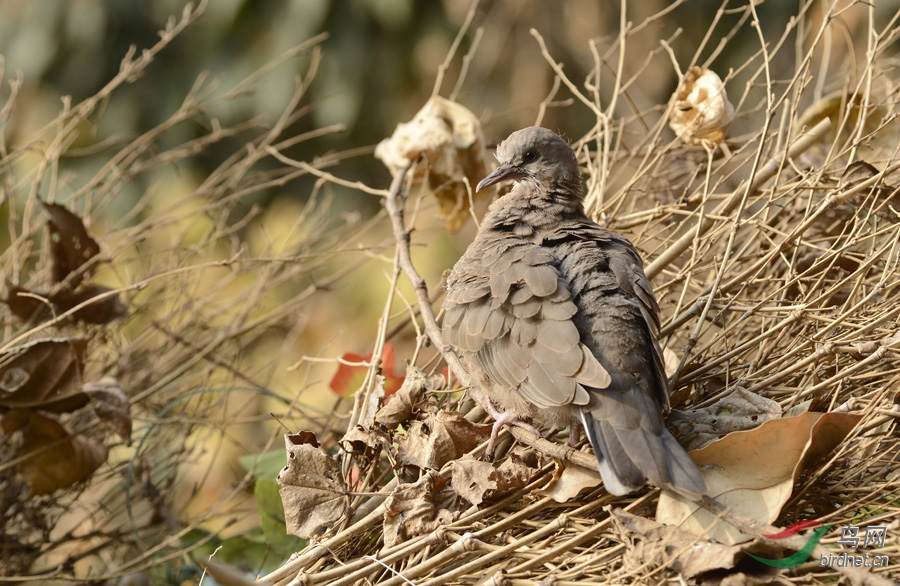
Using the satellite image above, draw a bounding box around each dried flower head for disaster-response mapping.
[375,96,489,232]
[669,66,734,147]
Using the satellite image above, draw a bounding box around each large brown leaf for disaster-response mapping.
[657,411,862,544]
[277,432,347,538]
[2,409,108,495]
[4,283,126,325]
[4,284,52,322]
[396,411,491,470]
[54,283,128,324]
[42,202,101,286]
[383,471,458,548]
[0,338,89,413]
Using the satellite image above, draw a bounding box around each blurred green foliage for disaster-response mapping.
[0,0,810,210]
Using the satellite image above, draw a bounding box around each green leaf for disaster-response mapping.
[256,477,305,556]
[239,449,286,480]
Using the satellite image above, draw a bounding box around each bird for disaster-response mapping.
[441,126,706,497]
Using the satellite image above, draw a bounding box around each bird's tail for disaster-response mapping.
[579,389,706,497]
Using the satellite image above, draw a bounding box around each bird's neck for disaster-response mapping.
[482,186,586,238]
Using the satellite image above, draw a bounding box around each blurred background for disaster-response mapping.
[0,0,818,196]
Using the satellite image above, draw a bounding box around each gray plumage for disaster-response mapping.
[442,126,706,496]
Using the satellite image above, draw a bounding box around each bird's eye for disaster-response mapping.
[523,150,538,163]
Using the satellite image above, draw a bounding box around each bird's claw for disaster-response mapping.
[483,400,540,457]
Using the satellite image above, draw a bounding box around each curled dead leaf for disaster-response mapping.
[669,66,734,147]
[383,471,459,548]
[2,409,108,495]
[84,377,132,444]
[3,282,126,325]
[539,461,602,503]
[3,204,125,325]
[375,96,489,233]
[374,366,444,429]
[55,283,128,324]
[613,509,746,579]
[287,430,320,448]
[339,424,392,455]
[668,387,782,451]
[450,458,496,506]
[657,411,862,544]
[42,201,101,286]
[277,432,348,539]
[396,411,492,470]
[0,338,89,413]
[4,284,52,322]
[358,374,387,430]
[451,449,539,506]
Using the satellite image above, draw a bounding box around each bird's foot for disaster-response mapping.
[483,400,541,457]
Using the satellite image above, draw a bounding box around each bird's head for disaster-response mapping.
[476,127,582,197]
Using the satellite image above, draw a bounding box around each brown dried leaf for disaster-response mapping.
[0,338,89,413]
[613,509,745,579]
[83,377,132,444]
[2,409,108,495]
[42,202,101,286]
[383,471,459,548]
[539,462,602,503]
[668,387,782,451]
[450,457,497,506]
[339,424,392,455]
[4,284,52,322]
[396,411,492,470]
[374,367,444,428]
[669,66,734,147]
[495,449,540,491]
[375,96,489,233]
[452,449,540,506]
[4,282,126,325]
[657,411,862,544]
[277,432,347,538]
[54,283,128,324]
[287,429,320,448]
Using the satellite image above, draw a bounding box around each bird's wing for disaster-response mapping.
[542,224,706,495]
[442,234,611,409]
[604,232,671,405]
[541,225,670,405]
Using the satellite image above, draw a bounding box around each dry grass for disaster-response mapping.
[0,2,389,582]
[2,0,900,585]
[261,2,900,585]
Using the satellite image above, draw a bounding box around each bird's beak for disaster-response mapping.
[476,163,525,192]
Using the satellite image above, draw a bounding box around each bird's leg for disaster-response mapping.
[567,421,583,447]
[483,399,541,457]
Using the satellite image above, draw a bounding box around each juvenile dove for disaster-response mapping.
[442,127,706,496]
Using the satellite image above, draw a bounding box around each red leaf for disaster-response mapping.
[328,344,404,399]
[380,344,404,398]
[763,519,823,539]
[328,352,367,399]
